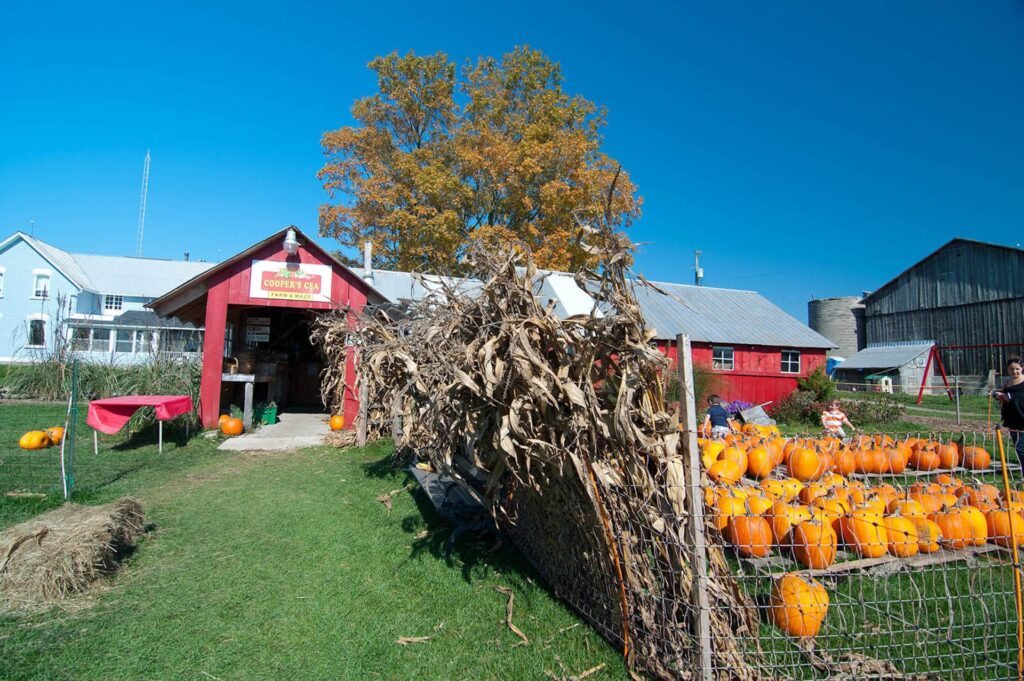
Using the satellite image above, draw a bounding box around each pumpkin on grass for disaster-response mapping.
[329,414,345,431]
[769,573,830,638]
[220,417,244,437]
[19,430,51,450]
[45,426,65,445]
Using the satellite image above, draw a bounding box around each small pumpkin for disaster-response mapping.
[792,518,837,569]
[883,512,919,558]
[218,414,231,428]
[769,501,812,546]
[745,446,774,478]
[961,446,991,470]
[45,426,65,445]
[708,458,744,485]
[726,508,773,558]
[958,503,988,547]
[19,430,52,450]
[220,417,244,437]
[914,518,943,553]
[986,509,1024,549]
[929,508,971,550]
[789,448,824,482]
[329,414,346,431]
[769,573,830,638]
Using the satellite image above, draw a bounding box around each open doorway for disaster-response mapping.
[221,306,326,417]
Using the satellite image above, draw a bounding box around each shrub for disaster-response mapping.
[797,366,837,403]
[768,390,905,427]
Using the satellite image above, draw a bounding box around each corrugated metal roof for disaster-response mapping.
[836,341,934,370]
[624,280,835,348]
[366,270,481,303]
[72,253,214,298]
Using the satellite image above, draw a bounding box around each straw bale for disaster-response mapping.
[0,498,145,611]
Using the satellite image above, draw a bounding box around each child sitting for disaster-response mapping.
[821,400,856,438]
[702,394,734,439]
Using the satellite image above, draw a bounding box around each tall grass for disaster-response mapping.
[0,356,202,429]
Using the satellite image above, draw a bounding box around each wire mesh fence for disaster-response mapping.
[694,426,1024,679]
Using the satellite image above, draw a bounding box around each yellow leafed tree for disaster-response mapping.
[318,46,641,272]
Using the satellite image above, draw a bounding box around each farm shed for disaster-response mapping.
[832,341,935,394]
[862,238,1024,379]
[625,280,835,404]
[148,227,386,429]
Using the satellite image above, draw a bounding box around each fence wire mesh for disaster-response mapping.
[693,427,1024,680]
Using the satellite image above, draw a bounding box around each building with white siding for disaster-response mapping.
[0,232,213,363]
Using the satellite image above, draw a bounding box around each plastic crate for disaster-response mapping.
[253,403,277,426]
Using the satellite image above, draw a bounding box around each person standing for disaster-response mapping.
[995,356,1024,464]
[702,395,734,439]
[821,399,856,439]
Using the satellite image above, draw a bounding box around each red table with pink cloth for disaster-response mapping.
[86,395,194,452]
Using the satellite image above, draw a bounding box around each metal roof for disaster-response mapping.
[624,280,835,348]
[366,269,482,304]
[72,253,214,298]
[9,232,97,291]
[835,341,934,370]
[68,310,200,330]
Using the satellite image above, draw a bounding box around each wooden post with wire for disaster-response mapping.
[357,378,368,448]
[676,334,713,680]
[996,430,1024,681]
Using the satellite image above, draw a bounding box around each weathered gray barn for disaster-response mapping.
[832,341,934,394]
[862,238,1024,379]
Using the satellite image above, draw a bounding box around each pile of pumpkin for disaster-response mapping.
[702,428,1024,639]
[18,426,65,450]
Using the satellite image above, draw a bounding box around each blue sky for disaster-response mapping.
[2,1,1022,320]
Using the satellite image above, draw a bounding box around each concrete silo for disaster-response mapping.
[808,296,865,359]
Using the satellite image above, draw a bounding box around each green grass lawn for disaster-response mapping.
[0,407,626,680]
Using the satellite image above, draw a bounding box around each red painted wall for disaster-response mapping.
[198,241,369,428]
[659,341,827,406]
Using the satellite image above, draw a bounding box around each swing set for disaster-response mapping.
[916,342,1024,426]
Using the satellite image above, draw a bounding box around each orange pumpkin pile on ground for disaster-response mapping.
[18,426,67,450]
[699,430,1021,639]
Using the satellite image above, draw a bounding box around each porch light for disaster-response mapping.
[283,228,300,256]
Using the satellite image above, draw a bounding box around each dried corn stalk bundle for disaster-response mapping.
[318,221,762,678]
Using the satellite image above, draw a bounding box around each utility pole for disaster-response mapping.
[694,250,704,287]
[135,150,151,258]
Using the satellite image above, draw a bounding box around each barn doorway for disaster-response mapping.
[221,306,327,419]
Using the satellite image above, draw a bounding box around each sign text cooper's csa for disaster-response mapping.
[249,260,333,303]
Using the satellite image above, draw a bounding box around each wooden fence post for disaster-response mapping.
[677,334,713,680]
[357,378,368,448]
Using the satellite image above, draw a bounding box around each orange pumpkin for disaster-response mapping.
[726,511,773,558]
[883,512,919,558]
[18,430,51,450]
[961,446,991,470]
[714,492,748,532]
[221,417,244,437]
[45,426,65,446]
[936,444,959,470]
[789,448,824,482]
[914,518,942,553]
[769,573,830,638]
[769,502,813,546]
[838,509,888,558]
[986,509,1024,549]
[329,414,346,431]
[746,446,774,478]
[958,504,988,547]
[218,414,231,428]
[792,518,837,569]
[929,508,971,550]
[909,446,940,471]
[708,459,744,485]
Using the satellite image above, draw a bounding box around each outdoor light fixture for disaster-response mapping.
[282,227,300,256]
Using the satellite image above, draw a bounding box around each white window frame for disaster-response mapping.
[26,313,49,348]
[0,265,6,297]
[781,349,801,374]
[103,294,124,312]
[712,346,734,371]
[115,329,136,354]
[31,269,51,299]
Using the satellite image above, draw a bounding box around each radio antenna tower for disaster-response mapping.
[135,150,151,257]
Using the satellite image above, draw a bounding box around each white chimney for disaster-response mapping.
[363,240,373,281]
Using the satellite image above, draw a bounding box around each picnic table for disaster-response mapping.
[86,395,194,453]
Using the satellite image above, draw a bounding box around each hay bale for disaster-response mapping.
[0,498,145,611]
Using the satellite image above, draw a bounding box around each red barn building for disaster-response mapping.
[149,227,386,429]
[628,280,835,405]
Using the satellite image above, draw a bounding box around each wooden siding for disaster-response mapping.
[659,341,827,405]
[864,241,1024,376]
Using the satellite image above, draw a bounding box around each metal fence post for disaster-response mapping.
[676,334,713,680]
[60,360,79,500]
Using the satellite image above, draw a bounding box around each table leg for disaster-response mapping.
[159,421,163,454]
[244,381,254,430]
[94,430,98,455]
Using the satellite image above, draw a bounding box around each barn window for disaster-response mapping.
[712,346,734,371]
[781,350,801,374]
[32,270,51,299]
[104,294,124,311]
